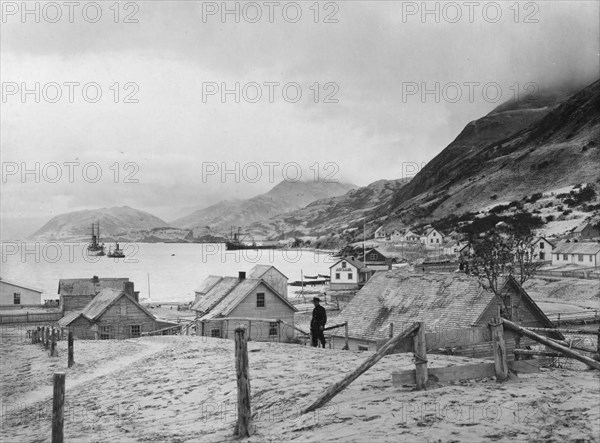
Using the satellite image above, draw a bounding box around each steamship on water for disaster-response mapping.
[87,221,105,256]
[225,227,284,251]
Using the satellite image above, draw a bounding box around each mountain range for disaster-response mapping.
[24,79,600,243]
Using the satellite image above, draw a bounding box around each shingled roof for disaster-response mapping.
[194,276,223,294]
[192,276,297,319]
[554,241,600,255]
[329,256,370,271]
[335,270,561,342]
[58,277,129,296]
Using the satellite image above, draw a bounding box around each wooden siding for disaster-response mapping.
[61,294,95,313]
[95,296,157,339]
[0,281,42,306]
[260,268,288,299]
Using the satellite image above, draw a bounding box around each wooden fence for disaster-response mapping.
[0,311,62,324]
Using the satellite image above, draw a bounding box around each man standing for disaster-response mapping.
[311,297,327,348]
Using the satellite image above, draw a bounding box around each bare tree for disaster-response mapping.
[463,226,543,320]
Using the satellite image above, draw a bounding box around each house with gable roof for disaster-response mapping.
[58,276,131,312]
[329,256,374,291]
[58,281,167,339]
[191,266,297,342]
[0,278,43,307]
[330,270,562,353]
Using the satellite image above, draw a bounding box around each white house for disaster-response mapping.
[373,226,387,239]
[443,240,465,258]
[530,237,555,262]
[0,278,43,307]
[403,230,421,243]
[421,227,444,247]
[552,242,600,268]
[329,257,374,291]
[390,230,403,243]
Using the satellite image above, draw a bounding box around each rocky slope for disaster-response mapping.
[29,206,171,241]
[385,79,600,225]
[170,180,356,235]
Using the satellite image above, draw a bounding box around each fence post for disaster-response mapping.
[68,332,74,368]
[235,328,251,438]
[37,326,41,344]
[45,327,50,350]
[52,372,66,443]
[490,317,508,382]
[51,328,56,357]
[413,322,428,390]
[278,320,281,343]
[343,321,349,350]
[389,322,394,338]
[247,320,252,341]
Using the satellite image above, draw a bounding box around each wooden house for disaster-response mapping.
[390,230,403,243]
[330,270,561,353]
[329,257,374,291]
[58,276,131,312]
[373,226,387,239]
[191,269,297,342]
[0,278,42,307]
[248,265,288,299]
[402,229,421,243]
[361,248,389,265]
[421,227,444,247]
[530,237,555,262]
[58,281,164,339]
[573,223,600,240]
[552,241,600,268]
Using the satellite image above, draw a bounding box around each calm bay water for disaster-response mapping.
[1,242,337,303]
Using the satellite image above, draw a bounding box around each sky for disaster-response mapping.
[1,0,599,236]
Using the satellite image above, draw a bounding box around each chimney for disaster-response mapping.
[239,271,246,280]
[92,275,99,284]
[123,281,136,301]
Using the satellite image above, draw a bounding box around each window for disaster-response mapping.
[256,293,265,308]
[347,273,353,280]
[563,254,568,261]
[578,254,584,262]
[269,322,278,336]
[211,328,221,338]
[370,253,377,260]
[100,326,111,340]
[540,252,545,260]
[13,293,20,305]
[341,262,347,269]
[335,273,340,279]
[540,242,544,249]
[590,256,593,262]
[130,325,141,337]
[430,239,433,243]
[358,345,369,351]
[436,239,439,243]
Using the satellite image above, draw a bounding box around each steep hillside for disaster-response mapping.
[247,178,410,239]
[170,180,356,235]
[386,79,600,225]
[29,206,170,241]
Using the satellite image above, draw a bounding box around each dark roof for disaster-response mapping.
[58,277,129,296]
[532,237,556,248]
[573,223,597,233]
[334,270,560,342]
[554,241,600,255]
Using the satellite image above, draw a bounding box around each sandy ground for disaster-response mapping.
[2,328,599,443]
[523,278,600,311]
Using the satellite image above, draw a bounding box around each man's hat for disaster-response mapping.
[313,297,321,302]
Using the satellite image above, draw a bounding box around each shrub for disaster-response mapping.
[545,215,555,222]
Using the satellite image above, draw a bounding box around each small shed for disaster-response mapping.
[329,257,374,290]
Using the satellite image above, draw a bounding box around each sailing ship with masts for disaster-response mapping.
[87,221,106,256]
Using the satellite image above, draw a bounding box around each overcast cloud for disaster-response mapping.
[1,0,598,233]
